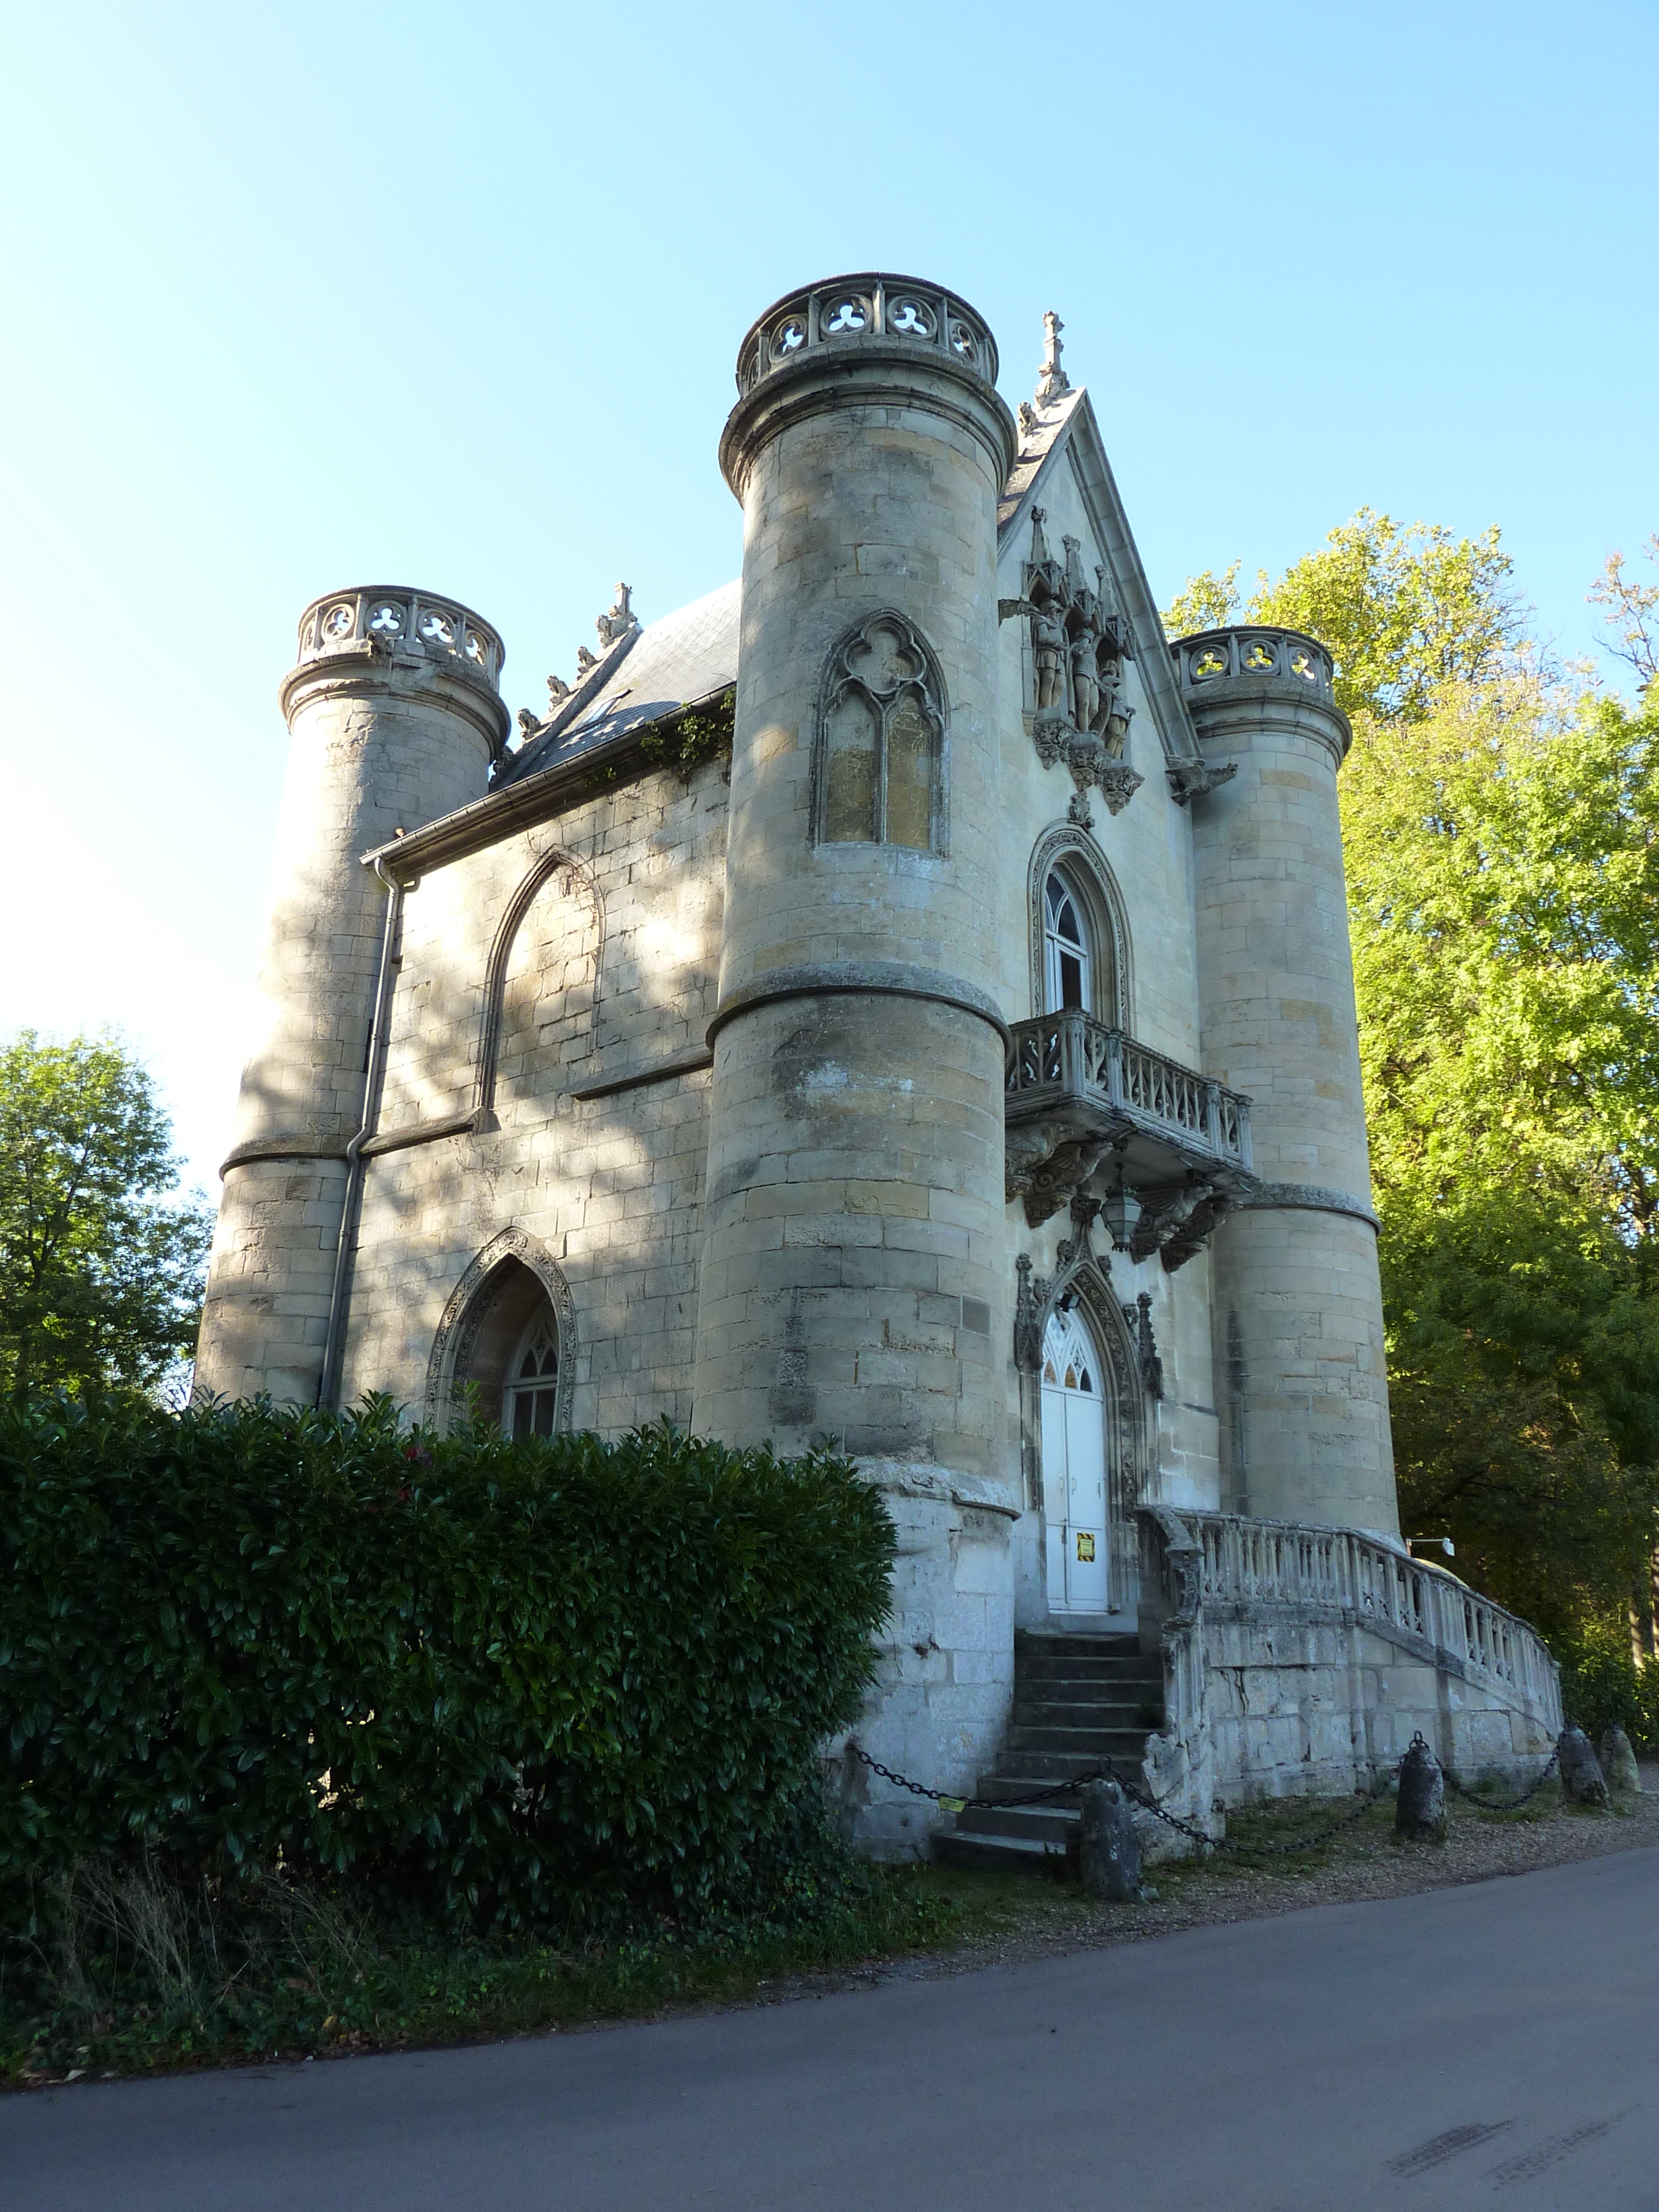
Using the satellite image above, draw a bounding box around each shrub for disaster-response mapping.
[1555,1621,1659,1749]
[0,1395,893,1925]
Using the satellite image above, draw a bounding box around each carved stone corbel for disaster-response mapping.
[1167,758,1238,806]
[1128,1175,1242,1272]
[1005,1119,1116,1227]
[1096,762,1144,817]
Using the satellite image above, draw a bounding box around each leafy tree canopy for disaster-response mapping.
[1165,516,1659,1666]
[0,1033,212,1401]
[1164,508,1529,722]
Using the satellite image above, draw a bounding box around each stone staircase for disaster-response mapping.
[932,1629,1165,1874]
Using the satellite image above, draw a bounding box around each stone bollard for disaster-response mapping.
[1558,1726,1610,1806]
[1078,1778,1145,1900]
[1599,1726,1642,1795]
[1395,1734,1446,1840]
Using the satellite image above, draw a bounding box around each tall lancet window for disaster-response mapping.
[504,1313,560,1439]
[1044,870,1092,1013]
[816,610,947,851]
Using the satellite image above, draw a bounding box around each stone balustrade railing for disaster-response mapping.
[1133,1503,1562,1829]
[1170,625,1337,706]
[1005,1011,1253,1173]
[1185,1510,1561,1721]
[734,273,997,396]
[295,588,504,691]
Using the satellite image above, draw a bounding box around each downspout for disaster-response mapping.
[318,856,404,1409]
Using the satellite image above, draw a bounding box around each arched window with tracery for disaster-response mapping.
[424,1232,576,1438]
[1028,833,1128,1028]
[816,609,947,851]
[504,1313,560,1439]
[1043,868,1093,1013]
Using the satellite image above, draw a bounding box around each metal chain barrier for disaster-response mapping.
[1445,1744,1560,1814]
[846,1742,1397,1860]
[848,1734,1565,1860]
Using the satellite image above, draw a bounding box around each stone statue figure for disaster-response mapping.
[1031,600,1070,716]
[1070,629,1101,735]
[546,672,571,708]
[575,646,598,676]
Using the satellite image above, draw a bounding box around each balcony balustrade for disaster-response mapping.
[1004,1010,1254,1261]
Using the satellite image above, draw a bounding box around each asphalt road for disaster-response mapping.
[5,1846,1658,2211]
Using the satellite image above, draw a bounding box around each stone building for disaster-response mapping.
[196,274,1560,1857]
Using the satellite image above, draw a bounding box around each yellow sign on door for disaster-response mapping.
[1076,1531,1096,1563]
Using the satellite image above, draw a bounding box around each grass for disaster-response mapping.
[0,1857,1056,2088]
[3,1776,1633,2089]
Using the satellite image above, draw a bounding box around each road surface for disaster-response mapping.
[5,1846,1658,2210]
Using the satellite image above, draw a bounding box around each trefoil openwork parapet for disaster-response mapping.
[1171,625,1336,706]
[295,588,504,694]
[734,273,998,396]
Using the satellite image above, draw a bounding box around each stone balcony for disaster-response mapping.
[1004,1010,1255,1265]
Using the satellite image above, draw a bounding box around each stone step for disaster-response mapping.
[954,1800,1080,1845]
[1016,1631,1141,1659]
[1013,1692,1162,1724]
[984,1745,1148,1783]
[1007,1723,1156,1757]
[1014,1654,1161,1685]
[931,1828,1071,1875]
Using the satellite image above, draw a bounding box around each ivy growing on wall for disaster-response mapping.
[640,688,735,778]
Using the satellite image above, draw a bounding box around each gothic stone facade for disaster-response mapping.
[196,276,1559,1851]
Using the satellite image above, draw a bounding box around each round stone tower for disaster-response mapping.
[1180,626,1398,1536]
[694,278,1019,1837]
[194,589,509,1406]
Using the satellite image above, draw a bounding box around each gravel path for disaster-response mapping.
[862,1759,1659,1987]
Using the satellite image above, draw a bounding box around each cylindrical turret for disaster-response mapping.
[693,276,1018,1481]
[195,589,509,1404]
[1181,625,1398,1535]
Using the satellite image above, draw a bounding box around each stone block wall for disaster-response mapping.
[341,756,728,1432]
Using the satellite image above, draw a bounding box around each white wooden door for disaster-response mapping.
[1039,1309,1111,1613]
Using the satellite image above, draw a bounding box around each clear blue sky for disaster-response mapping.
[2,0,1654,1194]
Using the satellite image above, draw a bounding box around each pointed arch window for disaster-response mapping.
[816,610,947,851]
[1044,869,1093,1013]
[504,1313,560,1439]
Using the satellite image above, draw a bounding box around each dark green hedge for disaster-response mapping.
[1,1396,893,1923]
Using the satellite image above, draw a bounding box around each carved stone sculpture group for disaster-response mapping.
[1000,510,1143,828]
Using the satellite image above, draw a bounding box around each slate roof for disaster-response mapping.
[498,578,740,788]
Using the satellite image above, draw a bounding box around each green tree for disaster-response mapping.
[1165,517,1659,1673]
[0,1033,212,1401]
[1163,508,1529,722]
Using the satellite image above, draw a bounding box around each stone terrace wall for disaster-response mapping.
[1138,1507,1561,1828]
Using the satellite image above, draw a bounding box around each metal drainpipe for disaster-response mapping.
[318,856,404,1410]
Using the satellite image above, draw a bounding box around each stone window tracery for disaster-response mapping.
[504,1314,560,1439]
[815,611,947,852]
[1043,870,1092,1013]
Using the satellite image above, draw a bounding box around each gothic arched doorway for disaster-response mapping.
[1040,1304,1113,1614]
